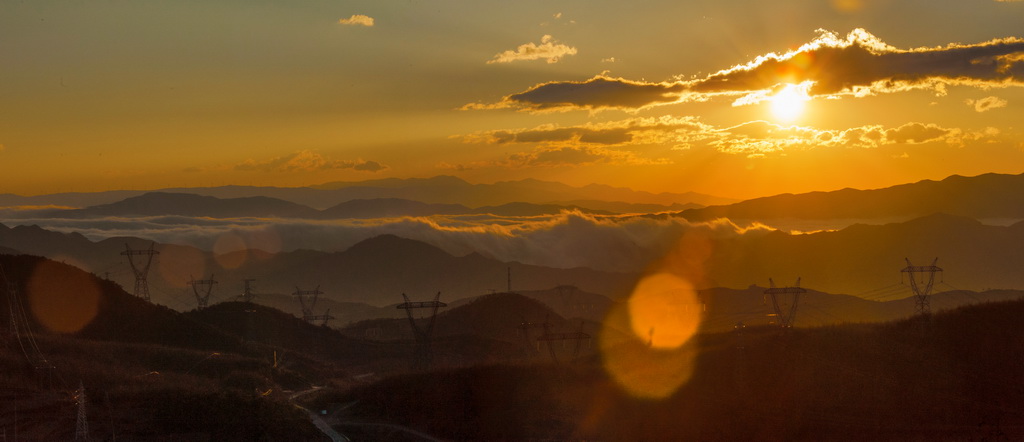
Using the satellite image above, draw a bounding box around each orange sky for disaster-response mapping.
[2,1,1024,200]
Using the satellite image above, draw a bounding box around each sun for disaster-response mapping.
[769,83,809,122]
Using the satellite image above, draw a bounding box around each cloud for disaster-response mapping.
[338,14,374,26]
[8,211,772,274]
[487,35,578,64]
[462,117,994,157]
[235,150,388,173]
[463,116,714,150]
[469,28,1024,112]
[966,96,1009,112]
[466,75,687,111]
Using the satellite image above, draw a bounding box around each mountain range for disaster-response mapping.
[4,211,1024,307]
[27,192,620,219]
[675,172,1024,225]
[0,175,728,211]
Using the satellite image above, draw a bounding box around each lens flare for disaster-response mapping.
[599,229,713,398]
[158,244,206,288]
[628,272,701,348]
[214,232,248,269]
[28,260,101,333]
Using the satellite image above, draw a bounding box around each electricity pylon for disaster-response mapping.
[517,316,544,356]
[188,275,218,310]
[240,279,257,303]
[293,286,333,325]
[121,243,158,301]
[537,319,590,364]
[397,292,446,370]
[74,381,89,441]
[763,278,805,328]
[901,258,942,317]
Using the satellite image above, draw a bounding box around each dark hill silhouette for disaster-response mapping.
[431,292,562,340]
[183,301,407,371]
[0,253,240,351]
[315,299,1024,441]
[211,234,638,306]
[677,171,1024,222]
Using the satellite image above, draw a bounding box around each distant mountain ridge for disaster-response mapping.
[677,172,1024,222]
[0,175,730,211]
[32,193,620,219]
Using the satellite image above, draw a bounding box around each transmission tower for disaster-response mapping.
[537,319,590,364]
[397,292,447,370]
[901,258,943,317]
[188,275,218,310]
[240,279,257,303]
[763,278,805,328]
[74,381,89,441]
[2,264,55,388]
[121,243,158,302]
[293,286,334,325]
[516,316,543,356]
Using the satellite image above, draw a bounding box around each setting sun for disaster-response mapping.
[770,83,810,122]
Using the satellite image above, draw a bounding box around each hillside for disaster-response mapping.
[0,254,330,441]
[307,300,1024,440]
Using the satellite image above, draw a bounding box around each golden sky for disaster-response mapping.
[2,0,1024,200]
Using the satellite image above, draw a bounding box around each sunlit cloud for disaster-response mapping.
[487,35,577,64]
[966,96,1009,112]
[338,14,374,27]
[235,150,388,173]
[462,116,714,150]
[6,211,774,274]
[469,28,1024,112]
[461,116,991,157]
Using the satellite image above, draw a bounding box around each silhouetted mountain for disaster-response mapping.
[320,198,469,218]
[60,192,321,219]
[551,200,702,214]
[695,213,1024,295]
[211,234,638,306]
[677,172,1024,223]
[471,202,613,216]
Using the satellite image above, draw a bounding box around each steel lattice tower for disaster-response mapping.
[74,381,89,441]
[240,279,257,303]
[293,286,334,325]
[188,275,218,310]
[397,292,447,370]
[901,258,942,317]
[537,319,590,364]
[121,243,158,302]
[763,278,806,328]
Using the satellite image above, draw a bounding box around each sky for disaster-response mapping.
[3,0,1024,200]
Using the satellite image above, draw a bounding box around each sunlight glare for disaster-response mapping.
[770,84,809,122]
